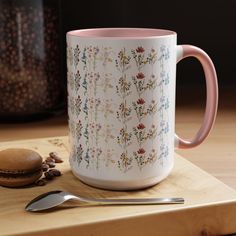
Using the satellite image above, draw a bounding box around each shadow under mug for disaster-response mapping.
[66,28,218,190]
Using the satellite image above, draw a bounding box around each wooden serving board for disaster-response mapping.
[1,136,236,236]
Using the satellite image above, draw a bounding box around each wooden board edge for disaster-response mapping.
[8,200,236,236]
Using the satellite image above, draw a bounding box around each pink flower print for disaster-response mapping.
[137,148,145,154]
[136,72,145,79]
[137,98,145,105]
[137,123,145,130]
[136,46,145,53]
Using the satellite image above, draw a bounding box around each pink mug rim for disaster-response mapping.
[67,28,176,39]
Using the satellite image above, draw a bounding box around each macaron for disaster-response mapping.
[0,148,43,187]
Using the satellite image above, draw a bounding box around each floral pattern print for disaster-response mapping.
[103,148,115,167]
[117,127,132,149]
[157,45,170,165]
[118,151,132,173]
[98,73,114,93]
[131,47,147,71]
[133,98,157,122]
[117,100,132,123]
[74,70,81,92]
[73,45,80,67]
[115,48,131,73]
[67,71,74,92]
[99,47,113,67]
[67,46,73,66]
[100,124,115,143]
[67,42,171,172]
[99,99,114,119]
[116,75,132,98]
[76,120,83,141]
[132,72,157,97]
[115,48,133,172]
[134,148,157,170]
[81,46,100,71]
[71,144,83,166]
[133,123,157,146]
[130,47,160,169]
[74,95,82,117]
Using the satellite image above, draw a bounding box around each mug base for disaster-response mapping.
[71,170,171,190]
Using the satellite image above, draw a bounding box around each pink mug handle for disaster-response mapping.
[175,45,218,149]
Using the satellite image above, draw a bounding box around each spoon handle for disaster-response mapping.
[79,197,184,205]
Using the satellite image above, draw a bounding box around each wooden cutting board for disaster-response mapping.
[1,136,236,236]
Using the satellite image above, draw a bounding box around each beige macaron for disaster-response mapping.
[0,148,43,187]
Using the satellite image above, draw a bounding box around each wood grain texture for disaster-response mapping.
[0,136,236,236]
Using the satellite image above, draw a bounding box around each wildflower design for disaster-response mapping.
[100,124,115,143]
[116,48,133,172]
[98,73,114,93]
[157,45,171,165]
[67,43,171,172]
[118,151,133,173]
[73,44,80,67]
[81,46,100,71]
[115,48,131,73]
[117,100,132,123]
[74,95,82,117]
[67,71,74,92]
[70,144,83,166]
[98,47,113,67]
[116,75,132,98]
[131,47,147,71]
[99,99,114,119]
[75,145,83,166]
[75,120,83,141]
[74,70,81,92]
[103,149,115,167]
[67,46,73,66]
[131,46,159,169]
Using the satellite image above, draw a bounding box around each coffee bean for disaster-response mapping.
[44,171,54,180]
[47,162,56,168]
[49,169,61,177]
[35,178,47,186]
[42,163,49,172]
[49,152,63,163]
[46,157,55,163]
[49,152,57,158]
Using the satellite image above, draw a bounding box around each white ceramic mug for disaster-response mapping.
[66,28,218,190]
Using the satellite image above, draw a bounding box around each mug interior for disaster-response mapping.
[67,28,176,38]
